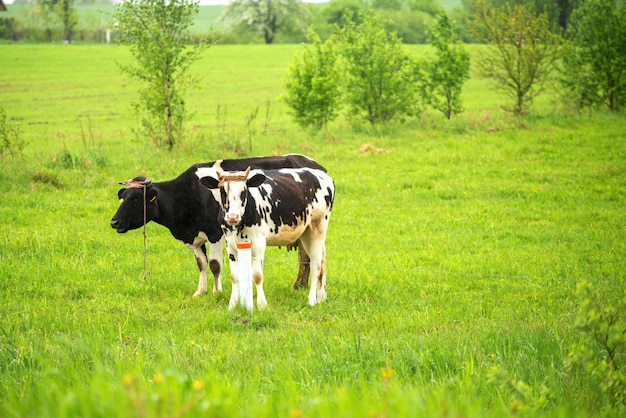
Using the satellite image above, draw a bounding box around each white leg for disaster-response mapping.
[229,274,240,309]
[208,240,223,293]
[226,238,240,310]
[252,237,267,309]
[192,246,208,297]
[300,234,327,306]
[316,245,327,303]
[252,241,268,309]
[307,257,321,306]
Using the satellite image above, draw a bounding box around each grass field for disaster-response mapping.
[1,43,625,417]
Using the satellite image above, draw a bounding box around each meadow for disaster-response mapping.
[1,43,625,417]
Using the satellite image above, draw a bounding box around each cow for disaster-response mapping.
[110,154,326,297]
[196,166,335,308]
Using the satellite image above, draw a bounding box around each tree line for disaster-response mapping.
[0,0,581,44]
[1,0,624,152]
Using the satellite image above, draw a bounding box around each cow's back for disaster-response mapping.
[192,154,326,179]
[245,168,334,234]
[221,154,327,172]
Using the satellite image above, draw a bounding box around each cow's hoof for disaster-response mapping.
[193,289,207,297]
[292,281,308,291]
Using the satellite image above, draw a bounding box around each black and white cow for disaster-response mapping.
[110,155,326,296]
[196,166,335,308]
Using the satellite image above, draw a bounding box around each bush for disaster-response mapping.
[113,0,209,150]
[561,0,626,112]
[282,26,342,130]
[421,12,470,119]
[468,0,563,115]
[566,280,626,412]
[336,9,421,124]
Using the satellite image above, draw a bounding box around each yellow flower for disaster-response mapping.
[152,373,164,384]
[381,366,394,380]
[509,398,520,413]
[122,374,135,388]
[290,409,303,418]
[192,379,204,392]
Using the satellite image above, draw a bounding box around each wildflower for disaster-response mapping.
[381,366,394,380]
[192,379,204,392]
[123,374,135,388]
[290,409,303,418]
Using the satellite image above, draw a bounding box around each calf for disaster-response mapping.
[197,167,335,308]
[110,155,325,296]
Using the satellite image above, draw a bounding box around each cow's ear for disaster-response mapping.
[118,188,126,200]
[199,176,220,189]
[247,173,267,188]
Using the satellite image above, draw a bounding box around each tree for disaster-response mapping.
[468,0,563,115]
[371,0,403,10]
[50,0,77,42]
[319,0,364,28]
[336,9,420,124]
[562,0,626,112]
[462,0,579,32]
[220,0,308,44]
[421,12,470,119]
[113,0,208,150]
[283,26,342,130]
[409,0,442,15]
[36,0,78,42]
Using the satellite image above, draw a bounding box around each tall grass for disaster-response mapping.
[1,44,625,417]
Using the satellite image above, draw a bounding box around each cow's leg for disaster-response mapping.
[316,244,327,303]
[251,241,268,309]
[191,244,208,297]
[208,239,223,293]
[293,240,310,290]
[225,238,240,310]
[299,235,327,306]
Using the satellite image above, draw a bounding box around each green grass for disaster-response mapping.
[1,43,626,417]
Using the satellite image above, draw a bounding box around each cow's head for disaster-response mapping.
[198,167,266,227]
[110,176,158,233]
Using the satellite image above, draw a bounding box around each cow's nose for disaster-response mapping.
[226,213,240,225]
[110,219,120,229]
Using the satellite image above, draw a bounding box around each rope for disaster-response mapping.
[217,167,250,210]
[124,177,152,281]
[142,185,147,281]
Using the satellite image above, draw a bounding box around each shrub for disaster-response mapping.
[468,0,564,115]
[561,0,626,112]
[421,12,470,119]
[566,281,626,412]
[283,25,342,130]
[336,9,421,124]
[113,0,209,150]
